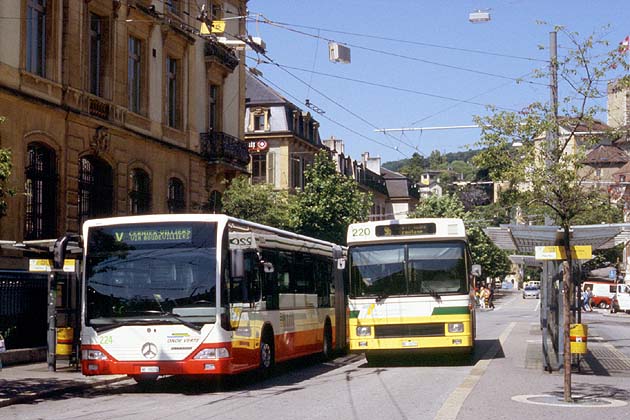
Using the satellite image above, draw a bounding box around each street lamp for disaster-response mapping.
[469,9,491,23]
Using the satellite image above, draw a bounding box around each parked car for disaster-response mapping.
[610,283,630,314]
[523,286,540,299]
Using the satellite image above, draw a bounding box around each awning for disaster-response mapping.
[484,223,630,254]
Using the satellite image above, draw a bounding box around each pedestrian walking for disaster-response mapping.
[582,288,592,312]
[487,286,495,309]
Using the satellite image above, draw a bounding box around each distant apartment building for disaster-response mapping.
[324,139,419,220]
[244,73,323,191]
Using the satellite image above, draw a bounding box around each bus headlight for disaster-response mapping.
[448,323,464,333]
[194,347,230,359]
[356,326,372,337]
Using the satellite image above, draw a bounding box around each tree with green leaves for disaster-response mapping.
[0,116,15,218]
[293,151,372,245]
[472,27,630,401]
[409,193,511,279]
[220,176,295,230]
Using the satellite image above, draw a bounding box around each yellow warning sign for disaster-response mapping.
[211,20,225,33]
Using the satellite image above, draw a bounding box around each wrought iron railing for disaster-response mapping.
[200,131,250,168]
[204,40,239,71]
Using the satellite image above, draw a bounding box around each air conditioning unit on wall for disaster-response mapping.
[329,42,351,64]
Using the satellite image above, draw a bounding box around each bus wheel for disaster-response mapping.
[322,322,333,361]
[259,330,275,377]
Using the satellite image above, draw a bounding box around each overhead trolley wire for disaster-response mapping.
[252,17,548,64]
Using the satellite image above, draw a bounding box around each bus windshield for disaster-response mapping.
[85,222,217,330]
[349,241,467,298]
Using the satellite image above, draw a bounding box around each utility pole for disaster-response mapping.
[546,30,572,403]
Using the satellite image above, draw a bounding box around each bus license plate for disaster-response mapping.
[140,366,159,373]
[402,340,418,347]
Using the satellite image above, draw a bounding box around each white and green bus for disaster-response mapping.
[346,218,479,362]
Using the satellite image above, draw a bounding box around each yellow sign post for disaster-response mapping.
[534,245,592,261]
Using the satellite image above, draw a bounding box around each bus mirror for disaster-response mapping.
[337,258,346,270]
[53,236,69,269]
[263,262,274,273]
[471,264,482,277]
[332,245,344,260]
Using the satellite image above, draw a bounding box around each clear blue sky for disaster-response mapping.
[244,0,630,164]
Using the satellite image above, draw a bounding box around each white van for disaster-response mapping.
[610,283,630,314]
[582,280,617,309]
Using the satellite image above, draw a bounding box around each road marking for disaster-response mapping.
[434,322,516,420]
[493,293,519,312]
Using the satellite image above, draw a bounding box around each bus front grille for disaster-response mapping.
[374,323,445,338]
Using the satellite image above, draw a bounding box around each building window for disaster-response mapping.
[167,0,180,14]
[89,12,105,96]
[208,84,219,131]
[291,155,303,190]
[166,56,179,128]
[25,143,56,240]
[208,190,222,213]
[620,175,626,183]
[128,36,142,113]
[79,156,113,226]
[252,153,267,184]
[208,1,221,20]
[254,114,265,131]
[26,0,47,76]
[167,177,186,213]
[129,168,151,214]
[250,108,269,132]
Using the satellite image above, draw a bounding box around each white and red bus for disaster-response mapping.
[54,214,344,382]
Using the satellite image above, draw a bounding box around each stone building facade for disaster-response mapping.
[0,0,249,269]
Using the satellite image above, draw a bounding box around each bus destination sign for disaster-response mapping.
[375,223,436,237]
[111,226,193,244]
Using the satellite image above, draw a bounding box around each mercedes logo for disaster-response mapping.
[141,342,158,359]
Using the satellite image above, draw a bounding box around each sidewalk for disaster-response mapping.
[0,362,128,408]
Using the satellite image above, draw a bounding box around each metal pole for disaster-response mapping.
[47,271,57,372]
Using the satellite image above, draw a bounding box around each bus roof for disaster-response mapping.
[81,214,342,249]
[347,218,466,245]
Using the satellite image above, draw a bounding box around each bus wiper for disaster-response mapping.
[375,292,388,302]
[161,313,202,331]
[424,287,442,302]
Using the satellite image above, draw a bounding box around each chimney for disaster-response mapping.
[362,152,381,174]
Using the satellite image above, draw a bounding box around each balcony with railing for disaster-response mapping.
[205,40,239,72]
[200,131,250,170]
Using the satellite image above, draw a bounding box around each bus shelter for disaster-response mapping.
[484,223,630,371]
[1,239,82,371]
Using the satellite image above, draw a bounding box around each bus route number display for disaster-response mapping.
[375,223,436,237]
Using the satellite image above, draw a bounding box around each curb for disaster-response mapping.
[0,376,130,408]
